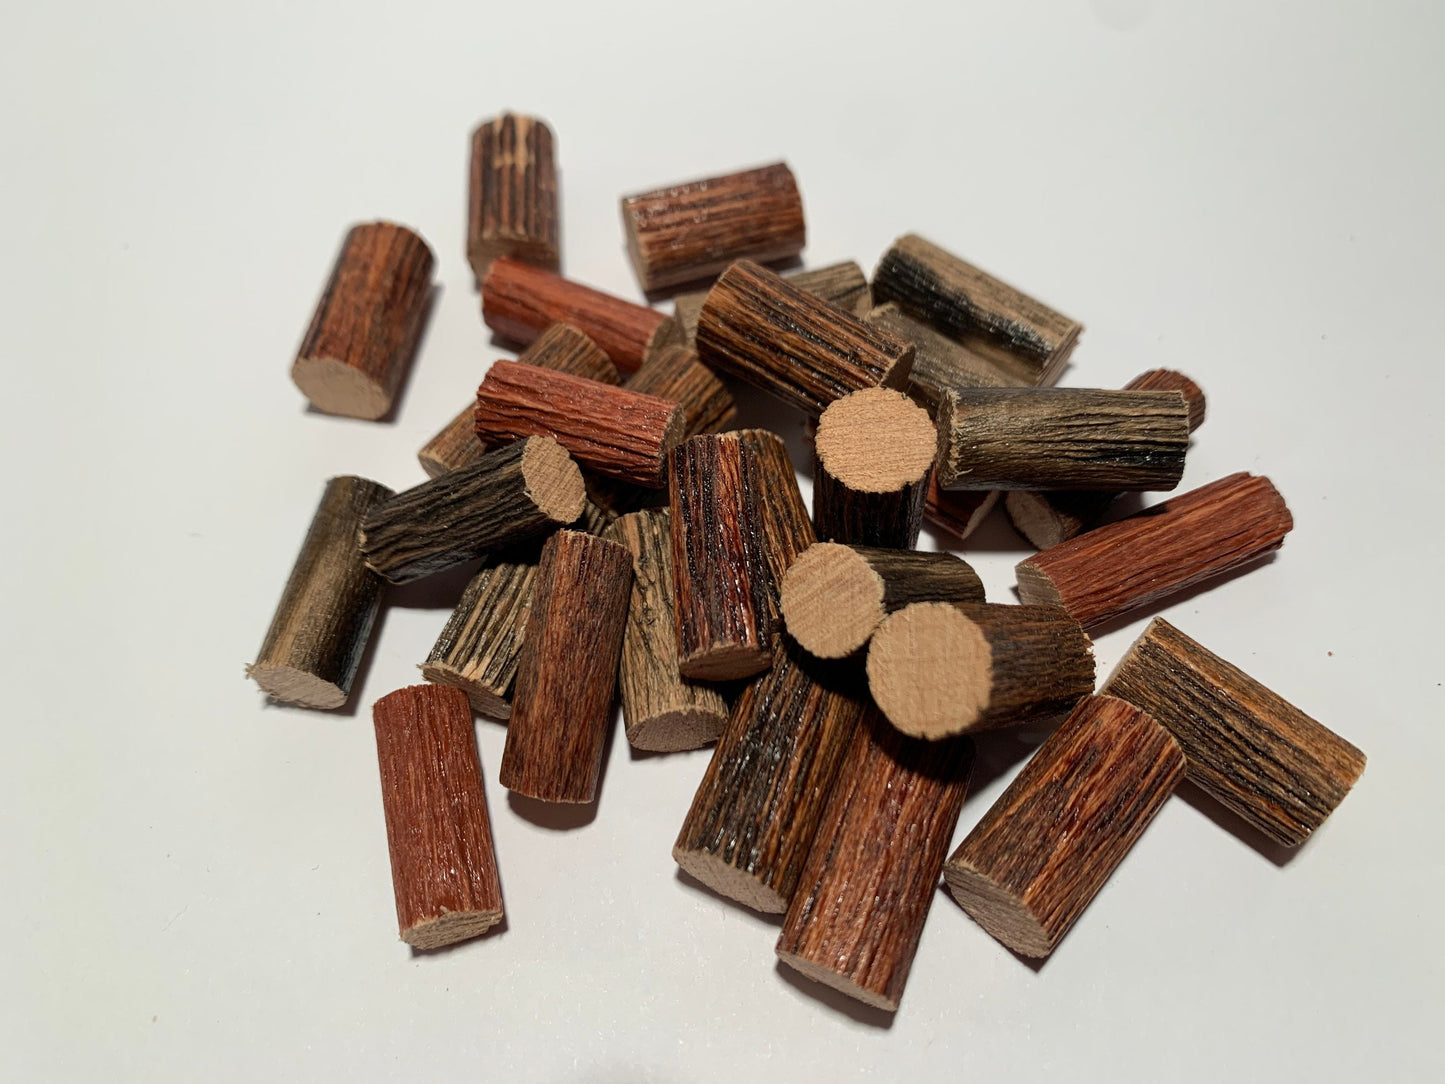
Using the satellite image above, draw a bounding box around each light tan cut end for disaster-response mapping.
[418,663,511,721]
[1014,560,1065,609]
[944,862,1055,959]
[815,387,937,492]
[678,643,773,682]
[1004,491,1070,551]
[866,602,992,739]
[627,707,728,754]
[775,950,900,1012]
[519,436,587,523]
[780,543,885,659]
[673,847,787,914]
[290,357,392,420]
[402,907,504,950]
[246,663,347,710]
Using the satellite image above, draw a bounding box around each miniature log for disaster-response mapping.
[872,233,1081,386]
[625,344,737,437]
[606,509,731,752]
[935,387,1190,491]
[372,684,504,948]
[696,260,914,416]
[777,712,974,1011]
[813,387,937,548]
[668,434,773,681]
[864,302,1026,410]
[622,161,806,292]
[499,530,633,803]
[1015,472,1294,628]
[943,695,1184,958]
[247,476,393,708]
[1103,618,1366,846]
[1125,368,1206,430]
[926,485,999,543]
[291,222,434,419]
[418,322,619,478]
[467,113,559,280]
[780,543,984,659]
[674,260,871,345]
[738,428,813,639]
[473,360,685,487]
[482,256,678,373]
[867,601,1093,739]
[360,436,585,583]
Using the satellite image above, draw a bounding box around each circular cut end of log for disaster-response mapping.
[672,847,787,914]
[775,950,899,1012]
[401,907,504,950]
[290,357,391,420]
[627,707,728,754]
[519,436,587,523]
[418,664,512,722]
[780,543,884,659]
[677,642,773,682]
[943,862,1054,958]
[866,602,992,739]
[1004,491,1071,551]
[246,663,347,710]
[815,388,936,493]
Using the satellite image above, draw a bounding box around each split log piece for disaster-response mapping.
[674,260,871,345]
[625,344,737,437]
[467,113,559,279]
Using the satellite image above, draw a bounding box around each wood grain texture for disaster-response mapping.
[781,542,984,659]
[467,113,559,278]
[738,428,815,642]
[926,485,1000,542]
[936,387,1190,491]
[360,436,585,583]
[1102,618,1366,846]
[606,509,731,752]
[777,712,974,1011]
[668,434,773,680]
[248,476,393,709]
[482,256,678,373]
[622,161,806,292]
[473,360,685,487]
[291,222,434,419]
[867,601,1094,739]
[674,260,871,345]
[625,344,737,437]
[499,531,633,803]
[372,684,504,948]
[863,301,1025,411]
[943,695,1183,958]
[813,387,937,548]
[1126,367,1206,430]
[696,260,914,416]
[872,233,1081,385]
[1015,472,1294,628]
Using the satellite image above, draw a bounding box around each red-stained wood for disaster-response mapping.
[467,113,559,278]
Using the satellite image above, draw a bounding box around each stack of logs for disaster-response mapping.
[250,112,1366,1012]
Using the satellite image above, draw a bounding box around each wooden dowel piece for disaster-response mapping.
[738,428,814,641]
[499,531,633,803]
[372,684,504,948]
[467,113,559,279]
[668,434,773,681]
[867,601,1093,739]
[777,713,974,1011]
[622,161,806,292]
[696,260,914,416]
[482,256,678,373]
[943,695,1184,958]
[360,436,585,583]
[248,476,393,709]
[606,509,731,752]
[1015,472,1294,628]
[625,344,737,437]
[863,302,1027,410]
[936,387,1190,491]
[1126,367,1206,430]
[1102,618,1366,846]
[872,233,1082,385]
[674,260,871,346]
[813,387,937,547]
[473,360,685,487]
[781,543,984,659]
[291,222,434,420]
[925,484,1000,543]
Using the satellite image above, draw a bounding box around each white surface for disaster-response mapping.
[2,1,1442,1080]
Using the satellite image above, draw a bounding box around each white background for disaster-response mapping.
[3,1,1441,1080]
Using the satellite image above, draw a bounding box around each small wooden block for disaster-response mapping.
[625,344,737,438]
[674,260,871,346]
[467,113,559,278]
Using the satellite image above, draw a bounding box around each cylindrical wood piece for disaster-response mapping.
[625,344,737,437]
[925,484,999,543]
[943,695,1184,958]
[467,113,559,278]
[864,302,1026,410]
[419,559,536,720]
[1126,367,1206,430]
[738,429,815,633]
[674,260,871,346]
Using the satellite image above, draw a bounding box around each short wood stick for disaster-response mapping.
[864,302,1028,410]
[467,113,559,279]
[625,344,737,437]
[738,428,814,643]
[674,260,871,346]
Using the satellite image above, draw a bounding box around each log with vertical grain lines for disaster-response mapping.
[467,113,559,279]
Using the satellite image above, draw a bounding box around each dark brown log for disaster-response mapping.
[372,684,504,948]
[360,436,585,584]
[863,302,1026,410]
[1015,472,1294,628]
[482,257,678,374]
[872,233,1082,386]
[738,428,814,640]
[867,601,1094,739]
[625,344,737,437]
[777,712,974,1011]
[780,543,984,659]
[473,360,685,487]
[935,387,1190,491]
[668,434,773,681]
[418,323,620,478]
[674,261,871,346]
[467,113,559,279]
[248,476,393,709]
[606,509,731,752]
[622,161,806,292]
[291,222,434,419]
[813,387,937,548]
[499,531,633,803]
[1103,618,1366,846]
[696,260,914,416]
[943,695,1183,958]
[925,484,999,543]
